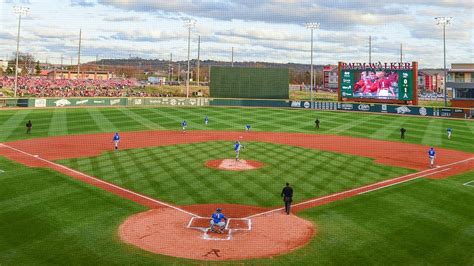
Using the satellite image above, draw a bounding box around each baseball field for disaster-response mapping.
[0,106,473,264]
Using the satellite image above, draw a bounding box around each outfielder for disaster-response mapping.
[113,132,120,150]
[181,120,187,132]
[204,115,209,125]
[428,147,436,168]
[447,128,452,139]
[209,208,227,234]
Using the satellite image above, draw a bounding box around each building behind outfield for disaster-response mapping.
[47,70,116,80]
[323,65,338,91]
[210,67,289,99]
[448,63,474,108]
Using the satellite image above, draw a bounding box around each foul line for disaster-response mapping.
[246,157,474,219]
[463,180,474,187]
[0,143,199,217]
[357,168,450,195]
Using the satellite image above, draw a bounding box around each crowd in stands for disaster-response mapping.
[0,76,173,97]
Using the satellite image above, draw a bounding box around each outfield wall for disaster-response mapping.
[289,101,473,119]
[0,98,209,108]
[0,97,472,119]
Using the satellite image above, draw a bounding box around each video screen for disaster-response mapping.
[352,70,399,99]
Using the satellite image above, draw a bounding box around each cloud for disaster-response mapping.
[405,19,472,41]
[95,0,472,32]
[5,0,31,4]
[103,16,145,22]
[71,0,95,7]
[33,29,78,40]
[213,27,371,50]
[96,0,414,30]
[0,31,16,40]
[0,0,471,67]
[108,29,186,42]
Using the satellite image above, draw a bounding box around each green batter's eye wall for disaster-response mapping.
[210,67,289,99]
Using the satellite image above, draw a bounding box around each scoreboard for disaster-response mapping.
[339,62,418,104]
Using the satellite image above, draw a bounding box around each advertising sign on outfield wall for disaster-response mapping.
[433,108,452,117]
[289,101,437,117]
[35,99,46,107]
[144,98,209,106]
[43,98,127,107]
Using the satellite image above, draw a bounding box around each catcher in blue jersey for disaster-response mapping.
[209,208,227,234]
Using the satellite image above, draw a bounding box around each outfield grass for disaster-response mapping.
[0,106,473,153]
[1,157,472,265]
[58,142,413,207]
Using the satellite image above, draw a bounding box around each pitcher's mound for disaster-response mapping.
[206,159,264,171]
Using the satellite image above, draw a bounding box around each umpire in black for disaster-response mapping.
[281,182,293,215]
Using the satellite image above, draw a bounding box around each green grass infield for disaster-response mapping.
[58,141,414,207]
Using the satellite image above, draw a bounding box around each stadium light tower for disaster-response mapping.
[13,6,29,98]
[184,18,196,98]
[305,22,320,108]
[435,16,452,107]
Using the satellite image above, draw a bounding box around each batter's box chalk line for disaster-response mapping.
[186,216,252,241]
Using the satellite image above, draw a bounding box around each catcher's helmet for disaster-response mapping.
[216,208,222,213]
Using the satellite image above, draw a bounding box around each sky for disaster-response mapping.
[0,0,473,68]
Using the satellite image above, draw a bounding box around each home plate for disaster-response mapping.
[436,165,441,168]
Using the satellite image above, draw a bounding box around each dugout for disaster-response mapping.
[210,67,289,99]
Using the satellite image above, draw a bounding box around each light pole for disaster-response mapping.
[435,16,452,107]
[13,6,29,98]
[305,22,320,108]
[184,19,196,98]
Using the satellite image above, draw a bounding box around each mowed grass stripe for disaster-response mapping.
[466,119,474,135]
[48,108,68,136]
[65,110,98,134]
[370,116,408,139]
[127,108,166,129]
[326,113,379,134]
[0,182,78,213]
[421,118,443,146]
[146,108,184,129]
[86,108,117,132]
[117,108,162,130]
[0,110,31,140]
